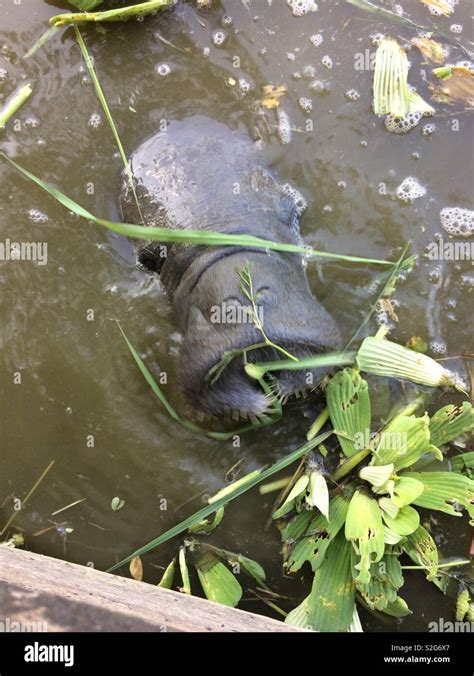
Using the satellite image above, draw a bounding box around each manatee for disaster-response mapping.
[120,115,342,419]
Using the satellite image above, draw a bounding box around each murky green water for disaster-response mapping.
[0,0,472,630]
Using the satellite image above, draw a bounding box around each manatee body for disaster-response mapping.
[120,115,341,418]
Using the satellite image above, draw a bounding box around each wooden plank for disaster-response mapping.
[0,548,304,632]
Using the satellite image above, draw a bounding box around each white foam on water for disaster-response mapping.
[299,96,313,113]
[321,55,333,69]
[345,89,360,101]
[287,0,318,17]
[385,112,422,134]
[422,122,436,136]
[212,30,227,47]
[28,208,49,224]
[310,33,323,47]
[155,62,172,76]
[396,177,426,203]
[440,207,474,237]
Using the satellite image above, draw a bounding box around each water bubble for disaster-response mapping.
[429,265,442,284]
[322,204,332,213]
[287,0,318,17]
[282,183,307,216]
[238,77,252,93]
[337,181,346,190]
[396,177,426,203]
[155,62,171,77]
[422,122,436,136]
[298,96,313,114]
[385,111,422,134]
[88,112,102,129]
[212,30,228,47]
[309,79,330,94]
[221,14,233,26]
[345,88,360,101]
[302,65,316,79]
[440,207,474,237]
[321,55,333,69]
[450,24,463,34]
[429,339,446,355]
[310,33,323,47]
[24,115,40,129]
[28,208,49,224]
[0,68,8,83]
[371,33,385,46]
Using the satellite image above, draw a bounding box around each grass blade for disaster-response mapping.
[106,430,332,572]
[24,26,61,59]
[0,84,33,128]
[0,153,398,268]
[74,26,144,222]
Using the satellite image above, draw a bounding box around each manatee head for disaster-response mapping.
[175,250,342,419]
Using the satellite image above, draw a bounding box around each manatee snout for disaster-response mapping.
[176,250,342,419]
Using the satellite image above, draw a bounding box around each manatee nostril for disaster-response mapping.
[137,251,159,273]
[255,286,271,302]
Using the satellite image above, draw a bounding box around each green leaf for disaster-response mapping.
[356,552,404,611]
[111,496,125,511]
[223,552,266,587]
[157,559,176,589]
[179,547,191,595]
[187,506,225,534]
[371,413,442,472]
[381,505,420,536]
[359,463,394,491]
[373,38,410,117]
[327,368,371,458]
[196,553,242,608]
[403,525,439,581]
[50,1,174,27]
[429,402,474,448]
[286,494,349,573]
[356,337,456,388]
[272,474,309,520]
[305,470,329,519]
[285,531,355,632]
[345,489,385,584]
[403,471,474,521]
[381,595,412,617]
[391,476,425,508]
[68,0,104,9]
[383,525,404,545]
[450,452,474,478]
[455,589,470,622]
[279,510,314,544]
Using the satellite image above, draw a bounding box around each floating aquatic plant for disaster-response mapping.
[373,38,410,117]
